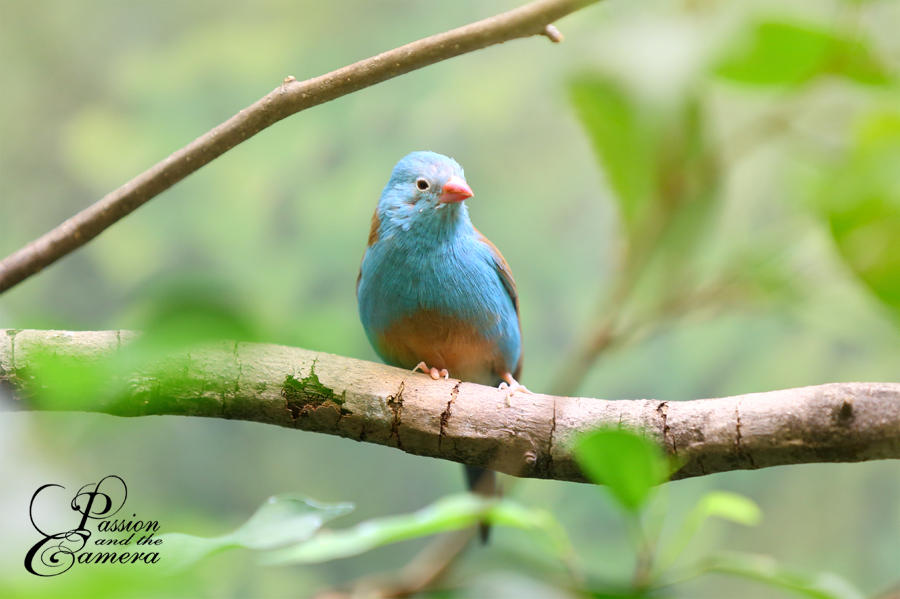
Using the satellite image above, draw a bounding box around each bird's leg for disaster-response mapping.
[413,361,450,380]
[498,372,530,398]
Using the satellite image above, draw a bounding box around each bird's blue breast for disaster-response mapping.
[358,219,520,380]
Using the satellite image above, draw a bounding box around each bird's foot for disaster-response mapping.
[498,372,530,402]
[413,361,450,380]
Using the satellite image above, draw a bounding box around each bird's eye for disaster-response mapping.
[415,178,430,191]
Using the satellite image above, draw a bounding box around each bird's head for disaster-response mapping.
[377,151,474,236]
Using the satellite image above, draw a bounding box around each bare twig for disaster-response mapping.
[318,530,476,599]
[0,0,601,294]
[3,329,900,483]
[873,582,900,599]
[548,246,645,396]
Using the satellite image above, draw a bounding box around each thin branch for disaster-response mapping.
[3,329,899,483]
[548,251,639,396]
[319,529,476,599]
[0,0,601,294]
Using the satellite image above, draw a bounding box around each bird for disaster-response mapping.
[357,151,527,541]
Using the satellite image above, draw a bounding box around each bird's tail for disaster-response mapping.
[464,465,497,544]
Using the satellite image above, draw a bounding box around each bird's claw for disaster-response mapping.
[413,361,450,380]
[498,373,531,400]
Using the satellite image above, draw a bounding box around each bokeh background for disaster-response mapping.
[2,0,899,597]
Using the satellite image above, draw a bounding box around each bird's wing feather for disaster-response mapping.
[475,228,522,379]
[474,228,518,316]
[356,208,381,295]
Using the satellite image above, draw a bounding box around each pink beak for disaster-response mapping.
[439,176,474,203]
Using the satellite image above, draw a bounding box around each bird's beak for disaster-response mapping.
[439,176,474,204]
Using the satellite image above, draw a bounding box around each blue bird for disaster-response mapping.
[357,151,527,540]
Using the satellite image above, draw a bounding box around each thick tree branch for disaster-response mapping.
[0,0,600,294]
[3,330,898,483]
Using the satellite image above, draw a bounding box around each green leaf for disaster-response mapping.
[569,74,718,275]
[816,109,900,320]
[569,76,656,231]
[159,494,353,570]
[574,428,668,512]
[693,491,761,526]
[715,20,889,87]
[657,491,761,573]
[704,552,865,599]
[264,494,572,565]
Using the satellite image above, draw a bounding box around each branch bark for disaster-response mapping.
[0,0,600,294]
[3,329,899,483]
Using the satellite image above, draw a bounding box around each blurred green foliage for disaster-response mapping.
[265,494,571,566]
[574,428,669,512]
[162,495,354,570]
[568,428,856,598]
[816,109,900,320]
[715,20,889,87]
[2,0,900,597]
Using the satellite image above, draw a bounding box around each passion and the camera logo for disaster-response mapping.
[24,475,162,576]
